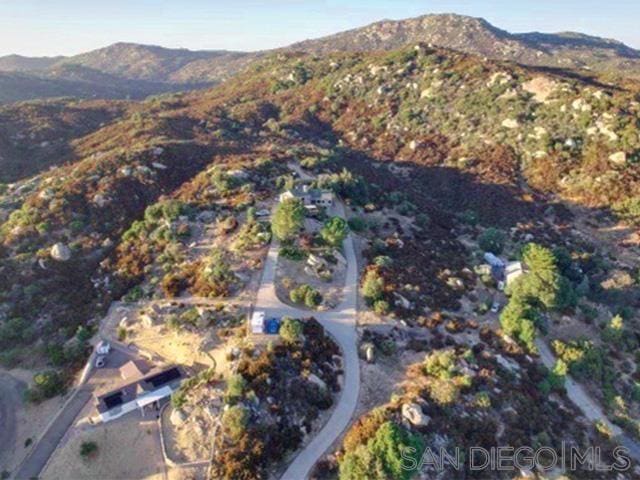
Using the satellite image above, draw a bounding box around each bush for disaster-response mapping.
[347,217,367,232]
[320,216,349,247]
[478,228,507,254]
[289,285,322,308]
[373,300,390,315]
[280,317,303,344]
[424,350,457,380]
[339,422,423,480]
[279,245,307,261]
[222,405,249,442]
[25,371,66,403]
[613,197,640,226]
[225,374,246,404]
[80,441,98,459]
[362,269,384,305]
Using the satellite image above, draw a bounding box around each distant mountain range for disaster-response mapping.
[2,13,639,104]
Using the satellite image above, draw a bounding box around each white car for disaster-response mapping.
[96,340,111,355]
[95,355,106,368]
[490,301,501,313]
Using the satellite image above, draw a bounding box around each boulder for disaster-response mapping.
[170,408,188,426]
[307,373,327,390]
[501,118,519,129]
[93,194,108,207]
[402,403,430,427]
[365,345,375,364]
[50,243,71,261]
[609,151,627,166]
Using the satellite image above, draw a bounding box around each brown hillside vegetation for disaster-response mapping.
[1,43,639,371]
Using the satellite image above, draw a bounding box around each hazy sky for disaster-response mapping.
[2,0,639,57]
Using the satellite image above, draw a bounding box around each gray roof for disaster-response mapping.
[96,366,184,413]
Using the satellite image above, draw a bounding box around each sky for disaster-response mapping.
[1,0,639,57]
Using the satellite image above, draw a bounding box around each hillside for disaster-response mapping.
[54,42,262,83]
[0,54,62,72]
[2,44,640,471]
[2,14,640,105]
[2,41,640,359]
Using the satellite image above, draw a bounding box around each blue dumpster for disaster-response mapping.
[264,317,281,334]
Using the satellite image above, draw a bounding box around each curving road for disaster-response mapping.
[0,373,26,473]
[252,201,360,480]
[536,339,640,461]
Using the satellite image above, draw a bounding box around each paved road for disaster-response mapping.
[252,201,360,480]
[0,373,26,472]
[13,386,93,480]
[536,339,640,461]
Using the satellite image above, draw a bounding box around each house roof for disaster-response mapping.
[96,365,184,414]
[119,360,144,380]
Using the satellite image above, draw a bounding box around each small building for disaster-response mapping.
[279,185,334,207]
[95,366,184,423]
[250,311,265,334]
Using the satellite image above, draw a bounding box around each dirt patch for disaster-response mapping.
[41,414,165,480]
[275,253,346,310]
[0,368,67,474]
[162,383,223,464]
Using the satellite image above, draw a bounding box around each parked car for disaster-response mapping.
[96,340,111,355]
[95,355,106,368]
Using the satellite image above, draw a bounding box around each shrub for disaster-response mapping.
[222,405,249,442]
[424,350,457,380]
[362,269,384,305]
[602,314,624,343]
[279,245,307,261]
[25,371,66,402]
[613,197,640,226]
[80,441,98,459]
[225,374,246,404]
[373,300,390,315]
[347,217,367,232]
[320,216,349,247]
[478,228,507,254]
[280,317,303,344]
[373,255,393,268]
[339,422,423,480]
[289,284,322,308]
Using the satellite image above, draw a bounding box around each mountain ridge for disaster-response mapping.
[1,13,640,104]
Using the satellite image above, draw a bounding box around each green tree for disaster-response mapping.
[499,298,539,351]
[478,228,507,254]
[339,422,423,480]
[225,374,246,404]
[320,216,349,247]
[280,317,303,345]
[362,269,384,305]
[222,405,249,442]
[272,198,305,241]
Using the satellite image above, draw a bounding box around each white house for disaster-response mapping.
[95,366,184,423]
[279,185,334,207]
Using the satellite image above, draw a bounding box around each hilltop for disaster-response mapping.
[2,14,640,104]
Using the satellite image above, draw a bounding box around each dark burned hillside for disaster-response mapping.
[0,43,639,372]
